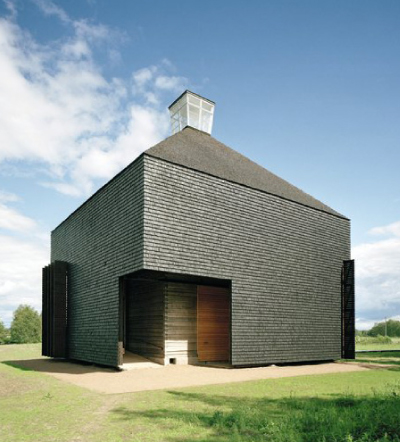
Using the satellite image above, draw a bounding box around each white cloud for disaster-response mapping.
[356,315,400,331]
[369,221,400,238]
[0,2,193,327]
[0,234,49,327]
[0,4,188,197]
[0,203,37,232]
[155,75,187,92]
[32,0,70,24]
[132,64,187,106]
[353,220,400,327]
[0,190,19,203]
[133,66,156,88]
[0,194,49,326]
[3,0,17,19]
[0,191,38,233]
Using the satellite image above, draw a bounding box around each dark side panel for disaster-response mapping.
[42,261,68,358]
[342,260,355,359]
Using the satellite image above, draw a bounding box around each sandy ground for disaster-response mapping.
[9,358,368,394]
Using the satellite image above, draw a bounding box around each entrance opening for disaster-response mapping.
[119,270,231,366]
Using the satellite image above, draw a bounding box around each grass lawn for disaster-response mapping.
[356,337,400,352]
[353,351,400,367]
[1,345,400,442]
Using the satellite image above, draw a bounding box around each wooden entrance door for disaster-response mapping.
[197,286,230,362]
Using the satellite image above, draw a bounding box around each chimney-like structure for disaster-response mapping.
[169,90,215,135]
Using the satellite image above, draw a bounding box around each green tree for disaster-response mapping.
[10,305,41,344]
[367,319,400,337]
[0,319,8,344]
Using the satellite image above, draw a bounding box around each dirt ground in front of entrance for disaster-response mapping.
[12,358,368,394]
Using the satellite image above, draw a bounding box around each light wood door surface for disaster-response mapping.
[197,286,230,362]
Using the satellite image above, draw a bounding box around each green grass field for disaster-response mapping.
[356,337,400,351]
[1,344,400,442]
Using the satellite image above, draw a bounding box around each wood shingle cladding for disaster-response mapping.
[145,127,346,218]
[51,157,145,367]
[142,154,350,366]
[48,126,353,368]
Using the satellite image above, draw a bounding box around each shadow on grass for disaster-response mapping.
[2,361,36,371]
[356,360,400,368]
[111,387,400,442]
[359,351,400,357]
[2,358,116,374]
[356,351,400,360]
[352,352,400,371]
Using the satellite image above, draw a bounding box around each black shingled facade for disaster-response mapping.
[49,127,351,368]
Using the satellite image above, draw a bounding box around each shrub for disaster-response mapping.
[10,305,41,344]
[368,320,400,338]
[0,320,8,344]
[356,335,392,345]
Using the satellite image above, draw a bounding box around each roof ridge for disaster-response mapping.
[145,127,346,219]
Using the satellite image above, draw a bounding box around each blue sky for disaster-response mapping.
[0,0,399,329]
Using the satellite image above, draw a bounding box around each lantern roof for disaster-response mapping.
[169,90,215,135]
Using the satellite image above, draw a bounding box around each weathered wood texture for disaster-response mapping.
[126,280,165,360]
[143,155,350,366]
[51,156,145,367]
[342,260,355,359]
[42,261,68,358]
[49,131,351,368]
[164,282,197,362]
[197,286,230,362]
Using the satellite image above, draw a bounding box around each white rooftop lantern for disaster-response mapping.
[169,90,215,135]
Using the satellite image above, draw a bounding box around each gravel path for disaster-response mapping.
[13,358,368,394]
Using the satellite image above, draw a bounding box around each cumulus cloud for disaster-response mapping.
[0,203,37,232]
[132,65,188,105]
[353,220,400,329]
[356,315,400,333]
[0,0,191,325]
[32,0,70,24]
[0,195,48,326]
[3,0,17,18]
[369,221,400,238]
[0,191,38,233]
[0,1,188,197]
[0,234,49,326]
[0,190,19,202]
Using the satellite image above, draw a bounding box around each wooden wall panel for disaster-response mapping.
[342,260,355,359]
[41,261,68,358]
[197,286,230,362]
[126,280,165,360]
[165,282,197,362]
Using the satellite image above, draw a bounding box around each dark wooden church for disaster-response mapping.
[42,91,355,368]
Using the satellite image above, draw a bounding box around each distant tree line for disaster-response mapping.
[357,319,400,338]
[0,305,41,344]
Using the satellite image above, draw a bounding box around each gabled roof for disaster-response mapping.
[145,126,345,218]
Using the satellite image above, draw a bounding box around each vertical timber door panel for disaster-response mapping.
[342,260,355,359]
[42,261,68,358]
[197,286,230,362]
